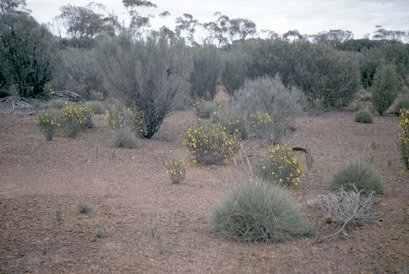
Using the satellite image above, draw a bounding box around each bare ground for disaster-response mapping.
[0,109,408,273]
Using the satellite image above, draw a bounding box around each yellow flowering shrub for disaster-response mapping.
[60,102,93,137]
[36,109,61,141]
[399,109,409,169]
[165,158,188,183]
[220,112,248,139]
[255,144,304,185]
[102,104,133,130]
[182,120,240,164]
[89,89,104,101]
[248,111,281,143]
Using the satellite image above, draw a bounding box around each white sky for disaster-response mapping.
[26,0,409,39]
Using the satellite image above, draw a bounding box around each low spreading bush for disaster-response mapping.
[48,98,67,109]
[392,99,409,116]
[112,127,140,148]
[329,161,384,194]
[85,101,105,115]
[182,120,240,164]
[254,144,304,185]
[354,109,373,123]
[36,109,61,141]
[399,109,409,169]
[60,102,93,138]
[165,158,188,183]
[210,180,307,242]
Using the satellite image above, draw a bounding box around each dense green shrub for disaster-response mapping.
[242,40,361,107]
[55,48,106,99]
[228,76,304,142]
[255,144,304,185]
[182,120,240,164]
[221,51,249,95]
[189,46,221,100]
[96,32,192,138]
[354,109,373,123]
[372,64,398,115]
[329,161,384,194]
[210,180,307,242]
[112,127,140,148]
[85,100,105,114]
[0,12,60,97]
[399,109,409,169]
[392,99,409,116]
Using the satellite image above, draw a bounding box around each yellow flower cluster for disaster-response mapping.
[165,158,188,183]
[36,109,61,140]
[191,98,206,112]
[398,109,409,169]
[102,105,146,135]
[102,104,133,130]
[182,120,240,164]
[255,144,304,185]
[60,102,93,137]
[89,89,104,101]
[248,111,276,137]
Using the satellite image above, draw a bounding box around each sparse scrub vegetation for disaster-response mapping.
[329,161,384,195]
[182,120,240,164]
[210,180,308,242]
[48,99,67,109]
[254,144,304,185]
[354,109,373,123]
[192,99,219,119]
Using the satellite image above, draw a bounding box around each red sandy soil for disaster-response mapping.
[0,107,408,273]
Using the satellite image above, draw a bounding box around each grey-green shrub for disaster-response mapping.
[329,161,384,195]
[228,75,304,142]
[189,46,221,101]
[392,99,409,116]
[196,101,218,119]
[77,202,93,214]
[354,109,373,123]
[113,127,140,148]
[372,64,398,115]
[85,100,105,114]
[210,180,307,242]
[48,98,67,109]
[96,32,192,138]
